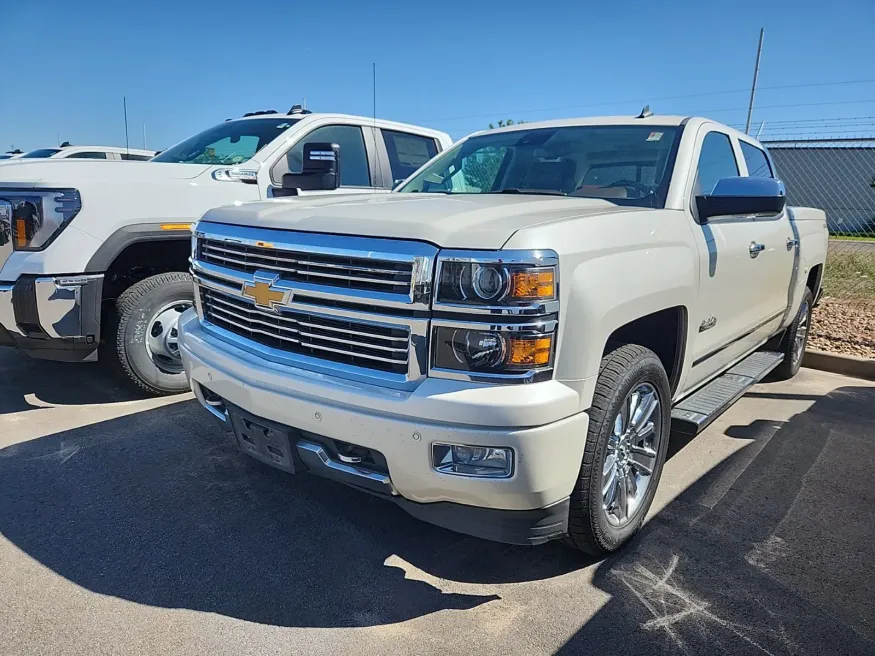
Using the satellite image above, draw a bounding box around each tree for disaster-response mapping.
[488,119,526,129]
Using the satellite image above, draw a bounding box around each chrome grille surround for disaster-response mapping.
[191,221,436,390]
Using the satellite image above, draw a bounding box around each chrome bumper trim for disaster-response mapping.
[34,275,103,339]
[0,283,21,336]
[296,440,397,496]
[0,275,103,340]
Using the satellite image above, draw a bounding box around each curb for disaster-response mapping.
[803,349,875,381]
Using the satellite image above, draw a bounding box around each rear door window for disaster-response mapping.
[381,130,438,186]
[67,151,108,159]
[739,141,773,178]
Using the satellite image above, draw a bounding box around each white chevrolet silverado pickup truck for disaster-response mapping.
[178,115,828,555]
[0,107,451,394]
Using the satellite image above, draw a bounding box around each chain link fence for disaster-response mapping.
[760,123,875,358]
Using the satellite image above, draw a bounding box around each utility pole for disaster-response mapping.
[142,124,147,150]
[745,28,765,134]
[123,96,130,155]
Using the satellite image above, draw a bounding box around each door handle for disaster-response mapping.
[749,242,766,258]
[786,237,799,250]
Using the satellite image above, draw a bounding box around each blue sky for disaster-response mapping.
[2,0,874,152]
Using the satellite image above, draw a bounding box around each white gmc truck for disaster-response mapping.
[0,108,451,394]
[177,115,828,555]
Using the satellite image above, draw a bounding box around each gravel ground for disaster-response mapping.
[810,298,875,359]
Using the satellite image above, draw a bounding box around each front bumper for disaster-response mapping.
[179,310,589,545]
[0,274,103,361]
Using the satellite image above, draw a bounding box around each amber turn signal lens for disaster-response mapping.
[510,270,555,300]
[508,336,553,367]
[15,218,27,249]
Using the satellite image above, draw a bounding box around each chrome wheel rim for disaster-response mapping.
[792,301,810,366]
[145,301,192,374]
[602,383,662,528]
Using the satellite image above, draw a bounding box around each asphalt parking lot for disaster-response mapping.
[1,348,873,655]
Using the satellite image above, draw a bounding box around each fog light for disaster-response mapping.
[432,443,514,478]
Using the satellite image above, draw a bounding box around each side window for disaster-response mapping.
[694,132,739,196]
[67,151,107,159]
[273,125,370,187]
[381,130,438,185]
[739,141,773,178]
[121,154,153,161]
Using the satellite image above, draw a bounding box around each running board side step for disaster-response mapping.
[671,351,784,436]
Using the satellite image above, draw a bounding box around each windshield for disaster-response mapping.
[151,118,300,165]
[397,125,683,208]
[21,148,62,159]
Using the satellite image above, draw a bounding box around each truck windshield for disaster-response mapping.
[21,148,62,159]
[397,125,683,208]
[152,118,300,165]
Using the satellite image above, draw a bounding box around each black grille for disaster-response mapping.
[198,238,413,295]
[201,288,410,374]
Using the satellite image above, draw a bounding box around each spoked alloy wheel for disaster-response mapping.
[792,299,810,368]
[602,383,662,528]
[565,344,671,556]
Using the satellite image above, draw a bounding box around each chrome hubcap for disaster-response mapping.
[793,301,810,366]
[145,301,192,373]
[602,383,662,528]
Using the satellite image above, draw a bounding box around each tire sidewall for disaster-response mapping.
[588,352,672,551]
[120,279,194,393]
[787,289,814,376]
[776,288,814,380]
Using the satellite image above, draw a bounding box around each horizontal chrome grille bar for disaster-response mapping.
[199,239,413,294]
[201,288,410,372]
[205,303,409,355]
[202,243,406,276]
[205,293,407,345]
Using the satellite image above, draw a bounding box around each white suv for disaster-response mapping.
[0,107,451,394]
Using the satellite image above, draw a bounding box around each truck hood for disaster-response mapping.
[0,160,210,186]
[202,193,638,249]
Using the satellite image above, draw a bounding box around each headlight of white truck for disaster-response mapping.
[430,249,558,383]
[434,250,558,308]
[2,188,82,251]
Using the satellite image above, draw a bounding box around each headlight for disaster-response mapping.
[2,188,81,251]
[430,321,556,383]
[435,250,558,309]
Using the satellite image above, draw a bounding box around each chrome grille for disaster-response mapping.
[201,287,410,374]
[198,238,414,295]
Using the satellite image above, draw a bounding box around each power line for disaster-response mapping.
[419,78,875,124]
[695,98,875,115]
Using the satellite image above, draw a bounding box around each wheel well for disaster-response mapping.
[604,307,687,395]
[101,239,191,302]
[806,264,823,297]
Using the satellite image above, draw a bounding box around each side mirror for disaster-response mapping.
[695,177,786,223]
[278,142,340,196]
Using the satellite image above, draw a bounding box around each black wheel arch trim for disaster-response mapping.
[84,223,192,273]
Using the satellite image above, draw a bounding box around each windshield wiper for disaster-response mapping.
[489,188,567,196]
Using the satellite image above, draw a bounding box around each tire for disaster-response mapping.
[770,288,813,381]
[566,344,671,556]
[103,272,195,396]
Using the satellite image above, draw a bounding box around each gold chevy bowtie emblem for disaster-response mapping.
[241,273,290,311]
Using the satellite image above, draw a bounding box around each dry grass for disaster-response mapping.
[822,250,875,301]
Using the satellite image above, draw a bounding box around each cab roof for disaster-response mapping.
[471,115,760,143]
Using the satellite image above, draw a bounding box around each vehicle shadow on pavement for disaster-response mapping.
[0,398,586,628]
[559,384,875,655]
[0,349,145,414]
